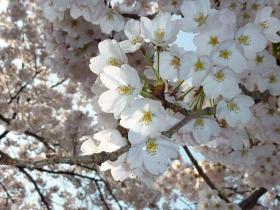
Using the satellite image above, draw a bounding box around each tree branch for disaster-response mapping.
[0,144,130,169]
[0,130,9,140]
[0,181,14,205]
[183,145,230,203]
[239,187,267,210]
[18,167,51,210]
[95,180,110,210]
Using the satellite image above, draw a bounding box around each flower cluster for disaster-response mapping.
[78,0,280,186]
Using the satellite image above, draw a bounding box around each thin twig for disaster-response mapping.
[19,168,51,210]
[183,145,230,203]
[95,180,110,210]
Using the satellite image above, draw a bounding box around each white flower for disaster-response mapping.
[263,68,280,96]
[120,99,169,137]
[80,135,99,155]
[211,40,247,73]
[255,6,280,42]
[94,129,130,180]
[181,117,220,144]
[70,0,103,24]
[120,20,143,53]
[194,23,234,55]
[89,39,127,75]
[42,1,64,22]
[127,135,179,175]
[99,9,125,34]
[98,64,142,118]
[180,0,214,32]
[235,23,267,59]
[247,50,277,74]
[157,45,190,81]
[184,52,211,87]
[140,11,179,46]
[202,67,240,99]
[216,95,254,127]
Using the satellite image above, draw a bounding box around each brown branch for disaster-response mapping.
[183,145,230,203]
[239,187,267,210]
[19,167,51,210]
[0,144,130,169]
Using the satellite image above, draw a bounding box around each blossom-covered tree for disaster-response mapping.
[0,0,280,209]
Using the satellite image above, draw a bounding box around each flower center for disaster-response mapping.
[171,0,178,6]
[219,49,232,59]
[117,85,133,95]
[242,12,251,21]
[141,111,153,126]
[238,35,250,46]
[194,12,207,26]
[260,21,269,29]
[170,56,181,70]
[146,138,158,155]
[194,59,205,72]
[251,3,259,10]
[154,28,165,42]
[106,10,114,21]
[255,55,264,64]
[194,118,205,129]
[268,75,278,84]
[229,3,237,10]
[208,35,219,47]
[214,70,225,82]
[275,128,280,134]
[108,57,121,67]
[227,101,239,112]
[131,36,142,45]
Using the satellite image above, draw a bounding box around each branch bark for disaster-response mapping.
[0,144,130,169]
[239,187,267,210]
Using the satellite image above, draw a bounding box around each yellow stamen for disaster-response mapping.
[106,10,114,21]
[194,12,207,26]
[227,101,239,112]
[214,70,225,82]
[260,21,269,29]
[219,49,232,59]
[154,28,165,42]
[268,75,278,84]
[146,138,158,155]
[108,57,121,67]
[142,111,153,126]
[255,55,264,64]
[238,35,250,46]
[194,118,204,129]
[208,35,219,47]
[117,86,133,95]
[170,56,181,70]
[194,59,205,72]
